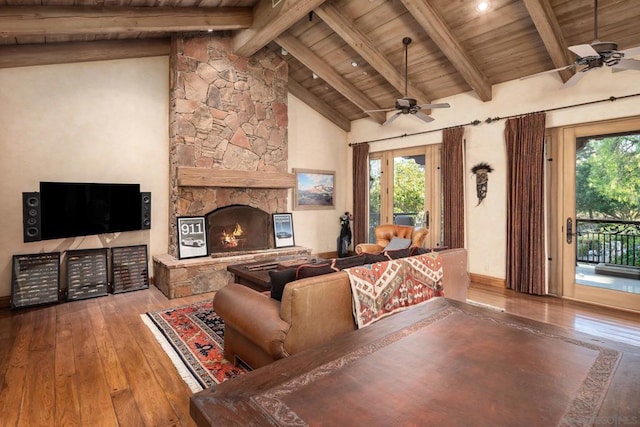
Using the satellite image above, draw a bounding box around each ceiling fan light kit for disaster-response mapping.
[365,37,451,126]
[524,0,640,87]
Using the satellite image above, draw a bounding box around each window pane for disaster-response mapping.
[393,155,425,227]
[369,158,382,242]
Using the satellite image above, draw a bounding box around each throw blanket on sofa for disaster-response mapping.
[344,253,444,328]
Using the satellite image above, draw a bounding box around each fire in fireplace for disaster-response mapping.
[206,205,271,253]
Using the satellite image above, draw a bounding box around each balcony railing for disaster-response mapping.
[576,219,640,266]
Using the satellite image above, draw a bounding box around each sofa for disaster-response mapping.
[213,248,469,370]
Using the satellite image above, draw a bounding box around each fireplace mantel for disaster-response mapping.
[177,167,296,189]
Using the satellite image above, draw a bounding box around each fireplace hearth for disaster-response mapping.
[206,205,271,254]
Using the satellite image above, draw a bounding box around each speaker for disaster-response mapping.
[140,192,151,230]
[22,192,42,242]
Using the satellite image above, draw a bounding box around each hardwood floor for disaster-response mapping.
[0,286,213,427]
[0,283,639,426]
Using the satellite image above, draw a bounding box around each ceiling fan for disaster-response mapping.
[365,37,450,126]
[533,0,640,87]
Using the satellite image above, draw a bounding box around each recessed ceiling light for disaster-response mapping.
[312,73,319,79]
[351,61,359,67]
[281,48,288,56]
[476,1,489,12]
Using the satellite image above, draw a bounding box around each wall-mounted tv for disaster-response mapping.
[40,182,142,240]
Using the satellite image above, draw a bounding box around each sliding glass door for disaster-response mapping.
[368,145,441,247]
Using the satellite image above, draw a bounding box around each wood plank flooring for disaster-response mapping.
[0,283,639,426]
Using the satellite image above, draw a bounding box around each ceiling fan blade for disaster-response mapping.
[364,107,397,113]
[563,70,587,88]
[383,112,402,126]
[520,63,577,80]
[568,44,599,58]
[612,58,640,72]
[412,111,435,124]
[620,46,640,57]
[416,102,450,110]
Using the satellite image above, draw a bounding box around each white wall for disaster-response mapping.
[0,57,170,298]
[348,68,640,279]
[287,94,349,254]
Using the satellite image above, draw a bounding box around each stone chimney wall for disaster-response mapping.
[168,33,289,257]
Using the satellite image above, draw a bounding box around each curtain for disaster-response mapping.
[505,113,546,295]
[352,142,370,247]
[442,127,465,249]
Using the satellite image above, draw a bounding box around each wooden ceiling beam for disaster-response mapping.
[522,0,574,83]
[288,79,351,132]
[0,6,251,36]
[315,2,432,104]
[0,39,170,69]
[233,0,326,57]
[276,32,386,124]
[400,0,492,102]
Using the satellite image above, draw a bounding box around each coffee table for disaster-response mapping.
[226,260,279,291]
[226,256,324,291]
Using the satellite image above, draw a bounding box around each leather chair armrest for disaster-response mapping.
[355,243,384,254]
[411,227,429,247]
[213,284,290,359]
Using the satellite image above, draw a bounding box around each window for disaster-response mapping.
[368,145,441,247]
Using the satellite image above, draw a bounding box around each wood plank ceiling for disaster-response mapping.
[1,0,639,131]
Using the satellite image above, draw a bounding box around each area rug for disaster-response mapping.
[141,300,246,393]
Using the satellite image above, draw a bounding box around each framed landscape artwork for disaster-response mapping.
[177,216,208,259]
[273,213,295,248]
[293,168,335,210]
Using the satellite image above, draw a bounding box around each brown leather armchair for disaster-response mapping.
[355,224,428,254]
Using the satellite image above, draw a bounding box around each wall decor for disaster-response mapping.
[11,252,60,309]
[111,245,149,293]
[273,213,295,248]
[471,162,494,205]
[293,168,335,210]
[65,248,109,301]
[177,216,208,259]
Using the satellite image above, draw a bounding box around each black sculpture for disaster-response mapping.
[337,212,352,258]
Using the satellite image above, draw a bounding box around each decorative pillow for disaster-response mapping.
[330,254,366,271]
[384,247,413,260]
[364,252,389,264]
[410,246,431,256]
[269,268,297,301]
[296,262,334,279]
[384,236,412,251]
[410,246,450,256]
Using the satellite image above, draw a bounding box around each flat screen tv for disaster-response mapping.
[40,182,142,240]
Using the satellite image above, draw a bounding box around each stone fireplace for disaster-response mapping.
[153,32,310,299]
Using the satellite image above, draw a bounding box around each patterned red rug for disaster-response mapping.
[142,300,246,393]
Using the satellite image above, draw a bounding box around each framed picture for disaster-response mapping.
[177,216,208,259]
[293,168,335,210]
[11,252,61,309]
[273,213,295,248]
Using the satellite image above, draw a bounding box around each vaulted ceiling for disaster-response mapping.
[1,0,639,131]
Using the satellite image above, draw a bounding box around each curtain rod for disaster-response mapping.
[348,92,640,147]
